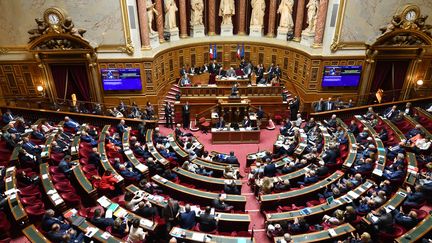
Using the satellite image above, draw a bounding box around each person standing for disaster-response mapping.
[182,101,190,129]
[165,102,173,129]
[289,96,300,120]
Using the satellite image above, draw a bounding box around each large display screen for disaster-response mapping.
[322,66,362,87]
[101,68,142,91]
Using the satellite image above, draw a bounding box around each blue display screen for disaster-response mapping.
[101,68,142,91]
[322,66,362,87]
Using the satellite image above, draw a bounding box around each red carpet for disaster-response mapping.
[160,125,282,243]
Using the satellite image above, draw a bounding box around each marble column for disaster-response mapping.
[313,0,329,47]
[267,0,277,37]
[293,0,306,42]
[137,0,151,49]
[237,0,246,35]
[208,0,216,35]
[179,0,188,38]
[155,0,165,43]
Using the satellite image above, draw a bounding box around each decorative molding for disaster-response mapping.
[0,48,10,54]
[118,0,134,55]
[330,0,366,52]
[118,37,135,55]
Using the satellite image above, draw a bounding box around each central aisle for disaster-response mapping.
[160,126,280,243]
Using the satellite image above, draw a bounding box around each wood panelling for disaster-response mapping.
[0,63,43,98]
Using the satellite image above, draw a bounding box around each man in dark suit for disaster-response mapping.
[322,148,337,165]
[116,119,128,137]
[274,65,281,79]
[88,147,101,167]
[199,206,217,232]
[41,209,70,232]
[324,97,334,111]
[135,201,157,219]
[373,208,394,233]
[348,120,360,136]
[403,185,425,208]
[394,209,418,229]
[383,165,405,180]
[267,63,275,81]
[22,136,42,155]
[242,116,251,128]
[182,102,190,129]
[212,194,233,211]
[297,170,318,186]
[215,117,225,129]
[31,126,45,142]
[63,116,80,132]
[256,64,265,84]
[225,151,239,166]
[180,65,187,76]
[163,198,180,231]
[90,209,114,230]
[179,204,196,230]
[165,102,173,129]
[263,162,277,177]
[58,155,75,176]
[2,109,14,124]
[314,98,324,112]
[289,96,300,120]
[383,105,400,121]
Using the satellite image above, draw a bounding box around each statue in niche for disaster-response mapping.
[277,0,294,31]
[219,0,235,25]
[62,17,87,38]
[250,0,266,27]
[146,0,159,34]
[164,0,178,30]
[304,0,319,34]
[190,0,204,26]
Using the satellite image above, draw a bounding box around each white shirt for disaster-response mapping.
[127,225,146,243]
[416,138,431,150]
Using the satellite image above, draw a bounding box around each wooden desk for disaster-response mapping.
[216,77,250,86]
[167,134,188,161]
[72,163,97,198]
[152,175,246,210]
[170,227,254,243]
[192,158,228,177]
[98,125,124,185]
[355,115,386,178]
[40,163,66,210]
[145,129,170,168]
[126,185,251,231]
[404,113,432,138]
[96,196,157,232]
[266,180,374,223]
[23,224,51,243]
[63,208,123,243]
[189,73,210,85]
[260,171,344,210]
[180,85,283,97]
[337,118,357,169]
[122,130,149,175]
[173,167,242,191]
[211,128,260,144]
[274,223,355,243]
[363,189,407,225]
[4,166,28,224]
[396,214,432,243]
[70,124,87,158]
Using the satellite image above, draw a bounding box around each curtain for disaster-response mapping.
[371,60,409,102]
[50,64,91,102]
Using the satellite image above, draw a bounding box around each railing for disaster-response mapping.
[309,96,432,120]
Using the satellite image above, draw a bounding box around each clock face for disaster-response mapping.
[48,13,60,25]
[405,10,417,21]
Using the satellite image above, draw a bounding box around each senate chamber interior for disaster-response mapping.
[0,0,432,243]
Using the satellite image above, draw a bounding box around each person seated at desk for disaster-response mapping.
[383,165,405,181]
[80,131,97,147]
[2,109,14,124]
[267,223,284,238]
[58,155,76,176]
[108,107,124,118]
[371,208,394,234]
[215,117,226,129]
[179,204,196,230]
[63,116,80,131]
[18,148,39,166]
[224,180,240,195]
[90,208,114,230]
[288,216,309,234]
[230,83,239,97]
[180,74,191,87]
[118,164,142,182]
[41,209,70,232]
[200,63,209,73]
[297,170,319,186]
[111,217,129,237]
[212,194,234,211]
[383,105,400,121]
[30,125,45,142]
[199,206,217,232]
[48,223,84,243]
[403,185,426,208]
[225,151,240,166]
[242,116,252,128]
[225,67,236,78]
[135,200,157,218]
[127,218,147,243]
[255,64,265,84]
[162,168,178,181]
[394,208,419,229]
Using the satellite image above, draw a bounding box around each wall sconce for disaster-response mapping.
[417,79,424,86]
[36,85,45,97]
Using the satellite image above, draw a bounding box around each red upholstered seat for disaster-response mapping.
[52,174,68,183]
[50,153,65,164]
[19,184,39,194]
[378,224,406,241]
[21,196,43,206]
[412,209,427,220]
[61,192,81,205]
[49,166,61,175]
[25,203,45,217]
[306,200,321,207]
[0,212,11,233]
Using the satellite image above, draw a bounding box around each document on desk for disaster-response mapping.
[191,232,205,242]
[97,196,111,208]
[85,227,98,238]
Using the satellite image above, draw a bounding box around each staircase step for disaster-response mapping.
[166,95,176,100]
[168,91,178,96]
